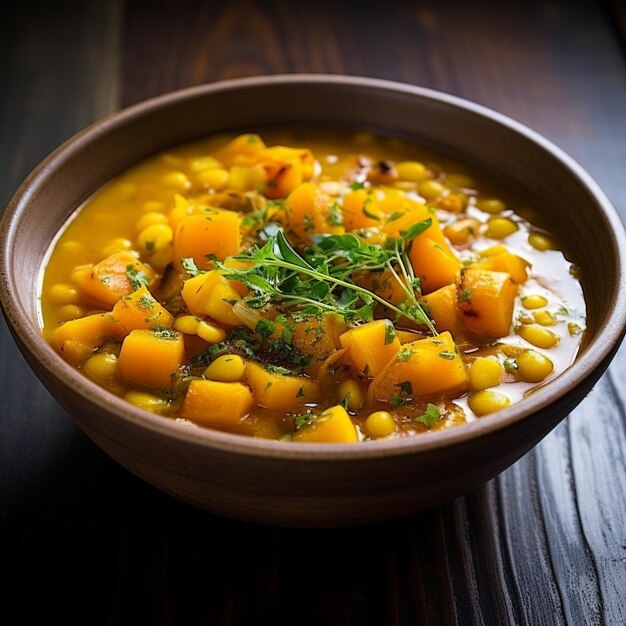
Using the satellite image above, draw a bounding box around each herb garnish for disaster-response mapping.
[414,403,441,427]
[126,264,150,290]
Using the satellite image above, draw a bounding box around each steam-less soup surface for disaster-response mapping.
[41,131,586,442]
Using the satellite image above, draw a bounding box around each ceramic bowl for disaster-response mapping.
[2,75,625,526]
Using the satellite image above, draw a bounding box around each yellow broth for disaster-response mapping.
[40,130,586,442]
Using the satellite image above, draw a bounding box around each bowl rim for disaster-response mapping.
[2,73,626,460]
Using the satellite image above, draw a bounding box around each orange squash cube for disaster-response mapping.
[117,328,184,390]
[457,269,518,338]
[293,405,359,443]
[111,284,174,336]
[423,284,466,337]
[245,362,319,409]
[179,379,254,429]
[180,270,241,327]
[55,313,118,353]
[79,251,155,308]
[339,320,400,377]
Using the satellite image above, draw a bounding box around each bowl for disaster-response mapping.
[2,75,625,527]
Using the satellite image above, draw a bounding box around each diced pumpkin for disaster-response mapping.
[369,331,468,403]
[352,269,407,306]
[179,379,254,429]
[457,269,518,337]
[180,270,242,327]
[470,252,530,284]
[342,188,384,230]
[423,284,466,337]
[79,251,155,308]
[293,405,359,443]
[173,209,242,270]
[409,234,462,293]
[111,284,174,336]
[257,146,315,199]
[339,319,401,377]
[217,133,266,164]
[284,183,344,240]
[382,201,432,238]
[245,361,318,409]
[55,313,118,353]
[117,328,184,390]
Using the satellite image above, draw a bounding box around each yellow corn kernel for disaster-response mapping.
[162,171,190,190]
[365,411,397,437]
[58,304,85,321]
[533,310,557,326]
[522,295,548,309]
[528,232,555,251]
[174,315,201,335]
[196,320,227,344]
[48,283,78,305]
[468,390,511,416]
[124,390,170,415]
[516,350,554,383]
[135,211,168,232]
[418,179,446,200]
[60,240,83,254]
[197,167,229,189]
[101,238,134,257]
[83,352,118,386]
[148,247,173,271]
[476,198,506,214]
[568,322,583,337]
[204,354,246,382]
[189,156,220,172]
[137,223,173,253]
[517,324,559,349]
[397,161,428,182]
[336,379,365,411]
[469,357,503,391]
[486,217,518,239]
[228,165,266,190]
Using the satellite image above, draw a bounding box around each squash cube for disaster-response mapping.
[339,320,400,377]
[55,313,118,353]
[117,328,184,390]
[174,209,242,270]
[369,331,468,403]
[457,269,518,337]
[245,362,318,409]
[423,284,466,337]
[180,270,241,327]
[79,251,155,308]
[293,405,359,443]
[179,379,254,429]
[111,284,174,336]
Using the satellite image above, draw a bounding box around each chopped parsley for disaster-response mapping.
[414,403,441,427]
[182,257,201,277]
[138,294,154,310]
[438,350,456,360]
[152,325,178,340]
[266,363,292,375]
[126,264,151,290]
[459,288,472,301]
[383,320,397,345]
[349,181,365,191]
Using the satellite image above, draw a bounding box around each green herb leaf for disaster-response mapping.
[400,218,432,241]
[438,350,456,360]
[349,181,365,190]
[126,264,151,290]
[384,319,397,345]
[255,318,276,340]
[414,403,441,427]
[458,288,472,301]
[152,325,178,340]
[182,257,201,277]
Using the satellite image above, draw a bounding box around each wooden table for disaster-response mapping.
[2,1,625,623]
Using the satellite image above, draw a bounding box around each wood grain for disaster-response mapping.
[2,0,626,624]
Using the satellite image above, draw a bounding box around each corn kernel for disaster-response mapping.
[70,264,92,285]
[190,156,220,172]
[336,379,365,411]
[516,350,554,382]
[197,320,227,344]
[486,217,518,239]
[148,247,173,271]
[397,161,428,182]
[468,390,511,416]
[141,201,165,213]
[522,295,548,309]
[204,354,246,382]
[197,167,229,189]
[135,211,168,232]
[83,352,118,386]
[228,165,266,191]
[60,240,83,254]
[517,324,559,348]
[101,238,133,257]
[58,304,85,320]
[418,179,446,200]
[137,223,173,253]
[162,171,190,190]
[533,310,557,326]
[124,390,170,414]
[48,283,78,305]
[528,232,555,251]
[365,411,397,437]
[174,315,201,334]
[476,198,506,214]
[469,357,503,390]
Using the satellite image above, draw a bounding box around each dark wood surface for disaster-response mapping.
[2,1,626,623]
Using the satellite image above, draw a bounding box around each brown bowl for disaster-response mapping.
[1,75,625,526]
